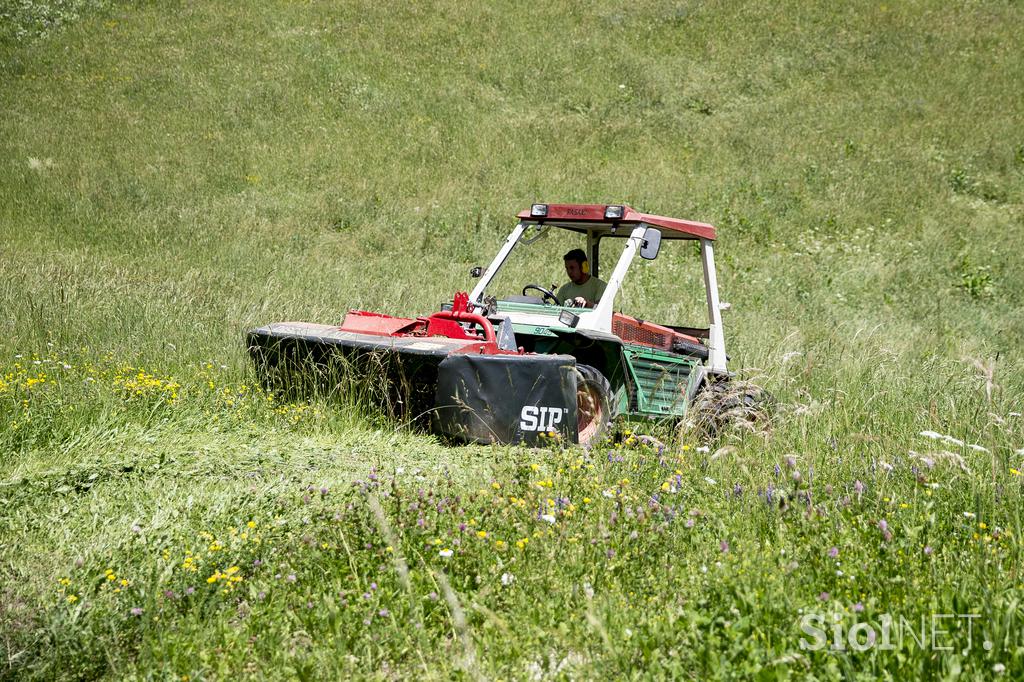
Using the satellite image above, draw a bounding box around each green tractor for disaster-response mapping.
[248,203,745,446]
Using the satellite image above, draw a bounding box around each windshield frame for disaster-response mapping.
[470,221,651,332]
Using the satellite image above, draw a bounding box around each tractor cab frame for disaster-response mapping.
[468,203,728,375]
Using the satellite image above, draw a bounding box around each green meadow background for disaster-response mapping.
[2,0,1023,678]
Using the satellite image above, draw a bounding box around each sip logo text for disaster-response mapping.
[520,405,566,432]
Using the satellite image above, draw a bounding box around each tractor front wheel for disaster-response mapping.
[575,364,612,446]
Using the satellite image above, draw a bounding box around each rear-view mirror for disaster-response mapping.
[640,227,662,260]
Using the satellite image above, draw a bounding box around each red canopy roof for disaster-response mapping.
[516,203,716,241]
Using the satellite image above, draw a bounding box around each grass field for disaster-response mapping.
[2,0,1024,678]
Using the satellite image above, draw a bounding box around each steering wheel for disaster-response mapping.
[522,284,560,306]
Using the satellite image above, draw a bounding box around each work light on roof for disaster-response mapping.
[530,204,548,218]
[604,204,625,220]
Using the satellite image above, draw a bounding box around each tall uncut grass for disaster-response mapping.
[2,0,1023,678]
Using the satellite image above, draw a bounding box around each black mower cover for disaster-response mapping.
[432,353,578,445]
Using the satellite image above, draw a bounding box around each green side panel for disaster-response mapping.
[511,324,559,338]
[496,301,564,315]
[495,302,569,338]
[623,346,696,417]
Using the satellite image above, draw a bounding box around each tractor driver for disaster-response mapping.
[558,249,607,308]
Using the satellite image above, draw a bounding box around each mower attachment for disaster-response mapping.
[432,353,578,445]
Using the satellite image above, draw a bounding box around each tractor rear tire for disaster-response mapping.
[686,378,773,438]
[575,364,612,446]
